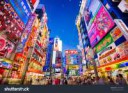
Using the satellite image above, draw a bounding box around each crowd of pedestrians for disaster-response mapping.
[27,74,127,85]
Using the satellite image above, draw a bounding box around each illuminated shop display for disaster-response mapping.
[88,5,115,47]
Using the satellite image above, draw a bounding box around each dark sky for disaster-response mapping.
[40,0,81,53]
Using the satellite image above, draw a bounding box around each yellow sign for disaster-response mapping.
[68,65,79,70]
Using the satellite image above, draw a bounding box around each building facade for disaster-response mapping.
[76,0,128,78]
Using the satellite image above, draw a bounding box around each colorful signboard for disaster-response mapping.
[114,19,128,40]
[110,27,123,41]
[98,43,116,66]
[70,54,78,64]
[0,61,12,69]
[9,0,31,25]
[16,14,36,53]
[45,38,54,66]
[0,36,14,58]
[65,50,78,54]
[98,41,128,66]
[68,65,79,70]
[88,5,115,47]
[95,33,114,53]
[84,0,101,31]
[66,54,78,65]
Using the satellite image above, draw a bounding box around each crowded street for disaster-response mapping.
[0,0,128,86]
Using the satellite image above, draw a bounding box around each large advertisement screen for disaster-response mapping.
[88,5,115,47]
[9,0,31,25]
[84,0,101,30]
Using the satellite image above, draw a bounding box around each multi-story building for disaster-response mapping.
[51,37,62,77]
[0,0,32,84]
[76,0,128,78]
[43,38,54,76]
[6,5,49,84]
[65,50,82,76]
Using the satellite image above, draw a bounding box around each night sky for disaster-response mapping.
[40,0,81,53]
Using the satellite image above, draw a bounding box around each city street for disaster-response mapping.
[0,0,128,85]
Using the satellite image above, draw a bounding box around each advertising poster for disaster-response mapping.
[70,54,78,64]
[98,41,128,66]
[84,0,101,31]
[9,0,31,25]
[110,27,123,41]
[114,19,128,40]
[0,36,14,58]
[116,41,128,59]
[88,5,115,47]
[95,33,114,53]
[98,43,116,66]
[16,14,36,53]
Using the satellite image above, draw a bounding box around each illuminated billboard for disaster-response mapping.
[9,0,31,25]
[0,36,14,58]
[88,5,115,47]
[84,0,101,30]
[65,50,78,65]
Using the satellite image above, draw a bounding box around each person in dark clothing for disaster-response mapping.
[107,76,115,85]
[118,74,127,85]
[63,78,68,85]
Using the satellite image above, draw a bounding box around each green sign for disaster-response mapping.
[95,33,114,53]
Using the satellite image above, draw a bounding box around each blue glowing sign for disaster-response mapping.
[9,0,31,25]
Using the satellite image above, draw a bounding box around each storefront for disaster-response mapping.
[98,58,128,81]
[8,53,26,84]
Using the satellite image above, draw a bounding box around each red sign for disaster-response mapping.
[65,50,78,54]
[0,36,14,57]
[0,38,6,51]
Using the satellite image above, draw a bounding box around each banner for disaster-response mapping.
[98,41,128,66]
[0,1,24,43]
[110,27,123,41]
[114,19,128,40]
[95,33,114,53]
[88,5,115,47]
[16,14,36,53]
[84,0,101,31]
[9,0,31,25]
[68,65,79,70]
